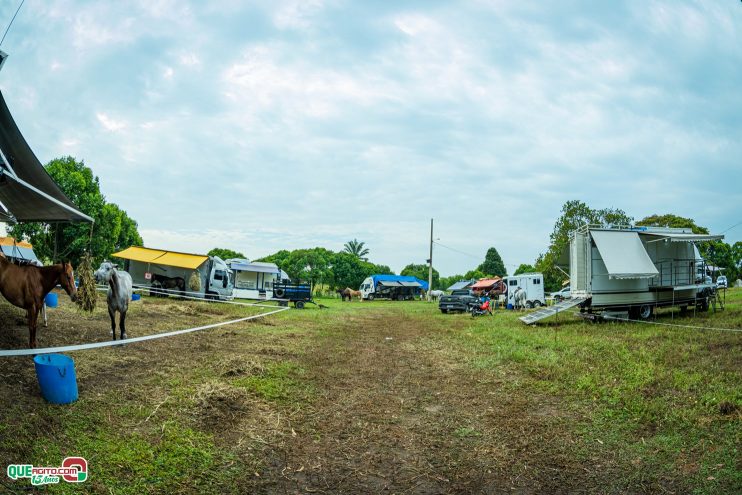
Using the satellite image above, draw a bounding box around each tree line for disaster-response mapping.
[8,159,739,292]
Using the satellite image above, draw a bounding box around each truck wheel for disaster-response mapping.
[295,300,305,309]
[274,288,285,298]
[440,309,448,314]
[699,297,709,312]
[638,304,653,320]
[367,294,374,301]
[525,301,533,309]
[533,300,542,308]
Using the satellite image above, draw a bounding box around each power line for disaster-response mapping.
[432,241,480,260]
[0,0,24,47]
[721,219,742,234]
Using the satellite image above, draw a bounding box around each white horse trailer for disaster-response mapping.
[569,225,722,320]
[504,273,546,308]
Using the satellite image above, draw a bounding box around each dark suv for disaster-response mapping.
[439,289,478,313]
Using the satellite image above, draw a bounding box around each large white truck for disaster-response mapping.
[112,246,234,300]
[359,274,429,301]
[504,273,546,308]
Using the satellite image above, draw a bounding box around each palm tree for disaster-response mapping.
[343,239,369,260]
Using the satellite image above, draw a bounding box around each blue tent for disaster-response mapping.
[371,274,429,291]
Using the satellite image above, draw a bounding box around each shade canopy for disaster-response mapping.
[113,246,208,270]
[0,91,92,223]
[378,280,402,287]
[447,280,475,291]
[591,230,659,280]
[229,260,280,274]
[0,236,38,262]
[471,278,502,290]
[639,232,724,243]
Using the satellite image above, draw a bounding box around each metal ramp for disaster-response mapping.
[519,297,588,325]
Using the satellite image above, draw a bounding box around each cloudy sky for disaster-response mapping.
[0,0,739,275]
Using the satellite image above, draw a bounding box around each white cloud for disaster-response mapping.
[96,113,127,132]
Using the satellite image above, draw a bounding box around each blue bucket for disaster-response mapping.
[507,303,514,310]
[44,292,58,308]
[131,293,141,301]
[33,354,78,404]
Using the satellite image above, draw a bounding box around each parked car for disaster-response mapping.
[439,289,478,313]
[716,275,728,289]
[550,286,571,302]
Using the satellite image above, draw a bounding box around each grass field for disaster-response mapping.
[0,289,740,494]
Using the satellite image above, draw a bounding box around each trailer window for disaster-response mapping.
[509,280,518,286]
[533,279,540,285]
[214,270,225,281]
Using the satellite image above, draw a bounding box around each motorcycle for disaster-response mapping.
[469,298,493,317]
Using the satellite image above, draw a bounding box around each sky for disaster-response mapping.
[0,0,739,276]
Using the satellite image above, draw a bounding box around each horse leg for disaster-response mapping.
[119,310,127,340]
[109,306,117,340]
[29,305,39,349]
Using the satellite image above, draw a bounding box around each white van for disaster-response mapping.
[504,273,546,308]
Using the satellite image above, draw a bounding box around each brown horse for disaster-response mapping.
[344,288,362,301]
[0,254,77,348]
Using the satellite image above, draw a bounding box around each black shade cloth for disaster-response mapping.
[0,90,91,222]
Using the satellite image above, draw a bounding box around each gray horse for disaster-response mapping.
[95,261,133,340]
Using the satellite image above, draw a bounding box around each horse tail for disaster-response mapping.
[109,269,120,300]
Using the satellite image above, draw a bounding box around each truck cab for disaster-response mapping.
[206,256,234,300]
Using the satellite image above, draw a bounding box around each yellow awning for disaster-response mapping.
[112,246,167,263]
[153,252,208,270]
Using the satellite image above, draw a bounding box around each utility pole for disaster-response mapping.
[427,218,433,302]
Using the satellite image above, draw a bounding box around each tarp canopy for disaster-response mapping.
[399,281,422,287]
[371,274,429,291]
[113,246,208,270]
[0,91,92,223]
[155,252,207,270]
[378,280,402,287]
[591,230,659,279]
[112,246,166,263]
[447,280,474,291]
[639,232,724,243]
[471,278,502,290]
[0,236,38,262]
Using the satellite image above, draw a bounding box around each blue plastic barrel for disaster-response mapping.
[44,292,58,308]
[131,293,141,301]
[33,354,78,404]
[507,303,514,310]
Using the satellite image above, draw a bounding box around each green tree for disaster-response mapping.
[514,263,535,275]
[8,156,142,266]
[535,200,633,292]
[636,214,709,234]
[477,247,507,277]
[400,263,440,289]
[343,239,370,259]
[208,248,245,260]
[329,252,372,289]
[464,269,486,281]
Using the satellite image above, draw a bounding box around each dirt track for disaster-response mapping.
[253,309,600,494]
[3,296,737,494]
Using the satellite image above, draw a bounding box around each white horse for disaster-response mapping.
[429,290,444,301]
[95,261,133,340]
[512,287,527,310]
